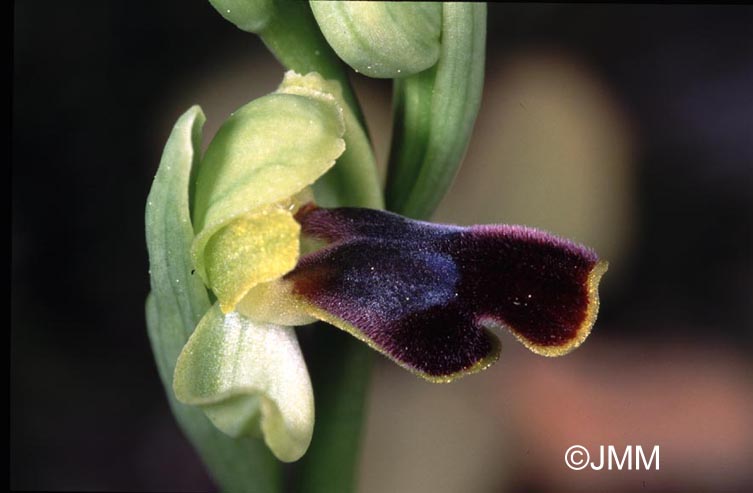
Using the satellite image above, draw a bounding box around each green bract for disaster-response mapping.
[386,3,486,219]
[310,1,442,78]
[192,71,346,312]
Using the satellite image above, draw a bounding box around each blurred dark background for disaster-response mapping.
[12,3,753,492]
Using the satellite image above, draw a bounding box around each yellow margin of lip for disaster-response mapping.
[514,259,609,357]
[299,303,502,384]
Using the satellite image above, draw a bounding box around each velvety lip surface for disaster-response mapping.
[287,206,606,381]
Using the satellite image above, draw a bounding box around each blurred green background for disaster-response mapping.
[12,3,753,492]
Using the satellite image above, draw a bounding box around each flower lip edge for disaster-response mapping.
[510,259,608,357]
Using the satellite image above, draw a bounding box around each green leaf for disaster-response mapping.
[145,106,281,492]
[310,1,442,78]
[174,304,315,463]
[385,3,487,220]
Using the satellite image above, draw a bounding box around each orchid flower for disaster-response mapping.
[149,70,606,464]
[145,2,606,491]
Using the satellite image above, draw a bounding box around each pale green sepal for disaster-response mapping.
[192,72,346,283]
[145,106,281,491]
[209,0,275,33]
[310,1,441,78]
[146,106,212,342]
[174,304,315,463]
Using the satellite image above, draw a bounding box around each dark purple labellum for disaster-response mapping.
[286,205,607,382]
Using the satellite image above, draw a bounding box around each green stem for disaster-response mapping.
[292,325,374,493]
[259,0,365,128]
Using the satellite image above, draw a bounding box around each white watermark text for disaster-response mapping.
[565,445,660,471]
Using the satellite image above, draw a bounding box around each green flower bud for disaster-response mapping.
[208,0,275,33]
[310,1,442,78]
